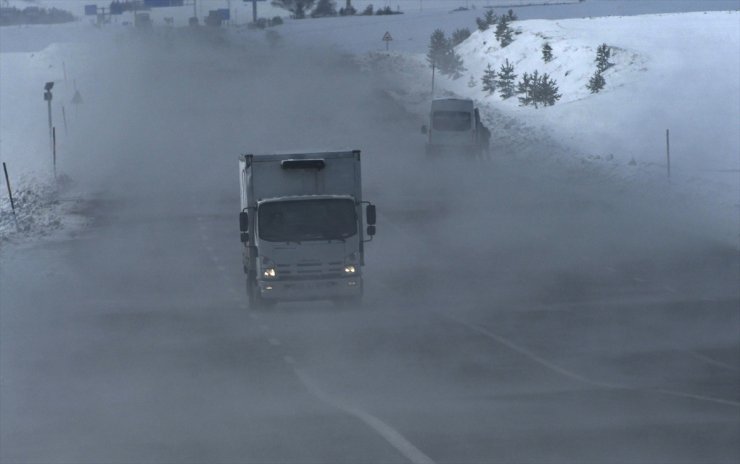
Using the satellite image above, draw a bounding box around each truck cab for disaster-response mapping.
[239,151,375,307]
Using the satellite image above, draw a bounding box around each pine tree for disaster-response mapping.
[586,70,606,93]
[484,9,497,25]
[494,16,508,42]
[311,0,337,17]
[517,71,561,108]
[427,29,449,68]
[427,29,465,79]
[476,17,489,32]
[517,71,535,107]
[497,59,517,99]
[537,73,561,106]
[272,0,316,19]
[440,48,466,79]
[481,63,497,95]
[596,43,612,72]
[495,16,514,47]
[468,74,477,88]
[451,28,471,47]
[500,26,514,47]
[506,9,517,21]
[542,42,553,63]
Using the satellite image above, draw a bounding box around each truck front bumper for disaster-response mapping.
[258,276,362,301]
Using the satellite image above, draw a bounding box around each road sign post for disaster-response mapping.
[382,31,393,51]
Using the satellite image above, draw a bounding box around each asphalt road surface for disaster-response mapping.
[2,29,738,464]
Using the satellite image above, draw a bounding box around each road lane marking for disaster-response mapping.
[438,311,619,389]
[436,310,740,409]
[293,368,435,464]
[682,349,740,372]
[381,200,740,410]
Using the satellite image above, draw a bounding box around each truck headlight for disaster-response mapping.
[260,257,277,279]
[343,265,356,274]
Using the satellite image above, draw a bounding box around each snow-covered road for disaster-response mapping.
[1,26,739,463]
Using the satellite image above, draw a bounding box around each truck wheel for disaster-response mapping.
[246,275,276,310]
[334,282,364,308]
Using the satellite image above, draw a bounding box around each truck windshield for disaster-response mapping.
[432,111,471,131]
[258,199,357,242]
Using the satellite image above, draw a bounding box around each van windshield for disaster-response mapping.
[432,111,472,131]
[258,198,357,242]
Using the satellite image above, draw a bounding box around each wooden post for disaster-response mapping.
[666,129,671,180]
[3,162,19,231]
[62,105,68,135]
[431,62,435,97]
[47,95,53,149]
[53,127,57,180]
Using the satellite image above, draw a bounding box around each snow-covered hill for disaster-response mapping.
[364,11,739,244]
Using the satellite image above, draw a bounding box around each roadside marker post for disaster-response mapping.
[3,162,20,231]
[383,31,393,51]
[666,129,671,181]
[62,105,68,135]
[53,127,57,180]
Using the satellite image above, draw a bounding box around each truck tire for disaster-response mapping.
[333,282,364,308]
[246,273,274,309]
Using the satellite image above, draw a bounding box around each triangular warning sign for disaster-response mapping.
[382,31,393,41]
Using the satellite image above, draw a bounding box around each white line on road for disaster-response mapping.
[682,349,740,372]
[293,368,436,464]
[439,311,619,389]
[437,311,740,409]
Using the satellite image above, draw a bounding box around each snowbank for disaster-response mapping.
[0,175,87,244]
[365,11,740,244]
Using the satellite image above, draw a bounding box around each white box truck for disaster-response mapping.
[238,150,376,307]
[422,98,490,157]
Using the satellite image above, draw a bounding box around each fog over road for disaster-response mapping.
[2,30,739,463]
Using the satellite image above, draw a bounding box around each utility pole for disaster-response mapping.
[431,62,435,97]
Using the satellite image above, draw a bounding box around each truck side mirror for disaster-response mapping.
[239,211,249,243]
[421,125,428,135]
[367,225,376,236]
[239,211,249,232]
[366,204,376,225]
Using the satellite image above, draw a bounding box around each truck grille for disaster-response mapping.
[275,261,344,281]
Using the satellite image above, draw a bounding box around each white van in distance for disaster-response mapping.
[422,98,490,157]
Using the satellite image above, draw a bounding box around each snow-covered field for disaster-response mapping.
[1,0,739,245]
